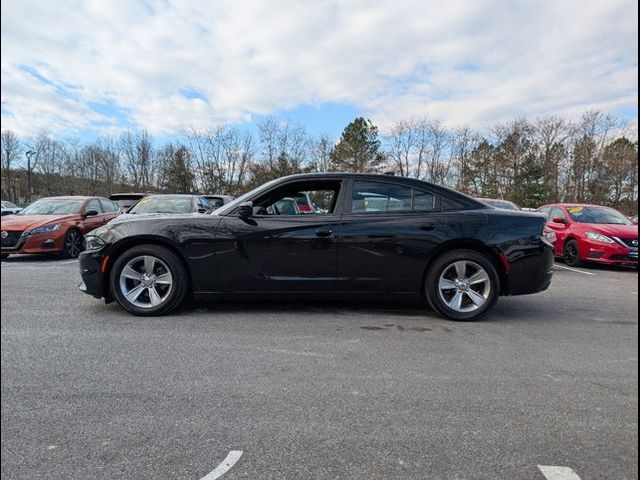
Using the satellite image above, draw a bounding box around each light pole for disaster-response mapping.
[25,150,35,203]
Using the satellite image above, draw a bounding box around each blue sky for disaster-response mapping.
[1,0,637,141]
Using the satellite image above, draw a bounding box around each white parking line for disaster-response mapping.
[538,465,582,480]
[553,264,596,276]
[200,450,243,480]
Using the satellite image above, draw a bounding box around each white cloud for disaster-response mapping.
[1,0,637,136]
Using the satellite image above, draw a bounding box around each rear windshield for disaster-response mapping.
[566,206,632,225]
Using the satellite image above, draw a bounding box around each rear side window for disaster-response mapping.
[351,181,435,213]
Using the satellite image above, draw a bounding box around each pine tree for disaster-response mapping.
[330,117,384,172]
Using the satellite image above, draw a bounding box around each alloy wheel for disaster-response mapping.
[437,260,491,313]
[118,255,173,309]
[64,230,83,258]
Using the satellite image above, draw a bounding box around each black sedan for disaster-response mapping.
[79,173,554,321]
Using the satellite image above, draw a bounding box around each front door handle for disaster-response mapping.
[315,228,334,237]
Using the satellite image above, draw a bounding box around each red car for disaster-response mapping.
[1,196,120,259]
[538,203,638,267]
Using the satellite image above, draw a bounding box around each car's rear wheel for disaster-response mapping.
[60,229,83,258]
[426,249,500,321]
[110,244,188,316]
[563,239,583,267]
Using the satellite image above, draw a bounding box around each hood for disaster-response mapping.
[0,214,79,231]
[107,212,208,226]
[587,223,638,238]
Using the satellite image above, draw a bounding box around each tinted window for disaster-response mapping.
[351,181,435,213]
[251,181,341,216]
[208,197,225,209]
[413,190,435,212]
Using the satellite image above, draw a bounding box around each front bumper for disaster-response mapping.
[1,231,64,254]
[78,250,107,299]
[580,239,638,265]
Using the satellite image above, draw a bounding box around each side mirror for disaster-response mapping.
[552,217,567,224]
[238,201,253,218]
[197,208,208,214]
[84,209,99,217]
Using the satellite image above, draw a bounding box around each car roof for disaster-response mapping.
[540,203,609,209]
[34,196,93,201]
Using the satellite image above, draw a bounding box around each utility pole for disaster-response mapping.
[25,150,35,203]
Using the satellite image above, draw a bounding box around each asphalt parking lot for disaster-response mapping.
[1,256,637,479]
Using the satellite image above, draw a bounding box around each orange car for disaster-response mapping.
[1,196,120,259]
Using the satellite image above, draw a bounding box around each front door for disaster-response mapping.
[215,180,344,292]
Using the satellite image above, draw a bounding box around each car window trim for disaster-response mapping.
[345,178,442,215]
[226,178,346,217]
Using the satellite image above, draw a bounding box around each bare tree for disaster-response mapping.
[1,130,21,201]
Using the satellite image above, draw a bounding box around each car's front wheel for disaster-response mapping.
[110,244,188,316]
[60,229,84,258]
[563,239,583,267]
[426,249,500,321]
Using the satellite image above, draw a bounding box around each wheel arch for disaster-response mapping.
[422,239,508,295]
[102,235,193,299]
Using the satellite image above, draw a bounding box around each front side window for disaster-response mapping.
[251,181,341,216]
[351,181,435,213]
[100,199,119,213]
[549,207,566,222]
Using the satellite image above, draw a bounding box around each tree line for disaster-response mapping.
[1,110,637,213]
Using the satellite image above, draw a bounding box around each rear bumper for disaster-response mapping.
[78,250,106,299]
[506,244,554,296]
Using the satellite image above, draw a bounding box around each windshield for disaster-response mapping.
[2,201,18,208]
[567,206,632,225]
[19,199,84,215]
[128,196,194,214]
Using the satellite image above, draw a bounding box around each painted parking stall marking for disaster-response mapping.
[538,465,582,480]
[200,450,243,480]
[553,264,596,276]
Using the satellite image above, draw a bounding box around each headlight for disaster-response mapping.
[585,231,615,244]
[27,224,60,235]
[84,234,107,251]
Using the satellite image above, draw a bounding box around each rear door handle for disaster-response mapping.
[315,228,334,237]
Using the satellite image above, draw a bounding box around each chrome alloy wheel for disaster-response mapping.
[118,255,173,309]
[437,260,491,313]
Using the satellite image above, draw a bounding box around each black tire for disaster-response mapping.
[425,249,500,321]
[110,244,188,316]
[59,229,84,258]
[563,239,583,267]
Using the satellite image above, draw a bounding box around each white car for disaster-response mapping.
[1,201,21,216]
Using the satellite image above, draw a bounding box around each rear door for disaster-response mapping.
[336,179,447,292]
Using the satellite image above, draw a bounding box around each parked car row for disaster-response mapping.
[0,192,236,259]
